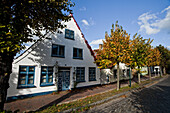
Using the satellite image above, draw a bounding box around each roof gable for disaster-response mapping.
[15,15,96,61]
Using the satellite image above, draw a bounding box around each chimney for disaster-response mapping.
[99,44,103,50]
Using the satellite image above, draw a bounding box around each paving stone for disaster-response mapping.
[84,75,170,113]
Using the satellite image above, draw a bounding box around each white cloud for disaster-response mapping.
[81,19,89,26]
[80,7,86,11]
[138,6,170,35]
[90,39,104,45]
[167,46,170,49]
[161,6,170,13]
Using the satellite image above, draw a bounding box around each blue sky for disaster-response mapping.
[71,0,170,49]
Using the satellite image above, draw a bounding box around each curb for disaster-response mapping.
[61,75,168,113]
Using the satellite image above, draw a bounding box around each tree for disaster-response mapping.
[146,47,161,80]
[0,0,74,111]
[156,45,170,74]
[129,33,152,84]
[95,21,130,90]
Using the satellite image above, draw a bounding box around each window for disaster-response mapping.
[76,67,85,82]
[89,67,96,81]
[52,44,65,57]
[73,48,83,59]
[40,66,54,86]
[18,66,35,88]
[65,29,74,40]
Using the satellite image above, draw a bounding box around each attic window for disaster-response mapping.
[65,29,74,40]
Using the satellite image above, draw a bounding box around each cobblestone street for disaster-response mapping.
[84,75,170,113]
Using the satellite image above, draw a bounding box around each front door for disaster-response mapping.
[58,68,70,91]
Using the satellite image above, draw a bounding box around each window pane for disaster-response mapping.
[20,80,26,85]
[42,79,46,83]
[48,74,53,78]
[28,74,34,79]
[66,34,69,38]
[59,46,64,56]
[20,67,27,72]
[20,74,26,79]
[73,48,77,57]
[70,31,74,35]
[29,67,34,72]
[42,67,47,72]
[28,79,33,84]
[70,31,74,39]
[79,49,82,58]
[76,76,80,80]
[41,74,46,79]
[89,67,96,81]
[48,67,53,72]
[48,78,52,83]
[52,45,58,55]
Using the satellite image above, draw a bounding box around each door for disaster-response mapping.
[58,68,70,91]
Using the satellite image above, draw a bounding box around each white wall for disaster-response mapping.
[7,17,100,98]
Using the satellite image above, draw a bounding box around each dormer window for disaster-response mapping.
[65,29,74,40]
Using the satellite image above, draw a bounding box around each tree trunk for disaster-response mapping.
[163,67,166,75]
[149,66,151,80]
[0,53,14,111]
[138,67,141,84]
[129,68,131,87]
[117,63,120,91]
[160,66,162,77]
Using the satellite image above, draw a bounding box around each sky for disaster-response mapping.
[71,0,170,50]
[17,0,170,57]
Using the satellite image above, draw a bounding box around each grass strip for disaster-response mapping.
[36,77,161,113]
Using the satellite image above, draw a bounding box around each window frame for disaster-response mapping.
[76,67,85,82]
[40,66,54,87]
[18,66,35,88]
[51,44,65,58]
[89,67,96,81]
[65,29,74,40]
[73,47,83,59]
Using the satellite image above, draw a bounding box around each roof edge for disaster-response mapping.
[70,14,96,61]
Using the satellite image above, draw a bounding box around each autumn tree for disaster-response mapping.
[95,21,130,90]
[146,47,161,80]
[129,33,153,84]
[0,0,74,111]
[156,45,170,74]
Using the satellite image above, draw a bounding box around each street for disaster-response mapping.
[84,75,170,113]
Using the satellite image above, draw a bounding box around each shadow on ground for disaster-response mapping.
[130,78,170,113]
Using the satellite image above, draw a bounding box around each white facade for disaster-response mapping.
[7,16,100,100]
[100,63,131,84]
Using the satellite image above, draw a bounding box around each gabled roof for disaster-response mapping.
[70,14,96,61]
[15,14,96,61]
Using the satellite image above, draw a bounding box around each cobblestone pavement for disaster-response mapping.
[84,75,170,113]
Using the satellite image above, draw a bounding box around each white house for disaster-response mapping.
[100,63,131,84]
[7,15,100,101]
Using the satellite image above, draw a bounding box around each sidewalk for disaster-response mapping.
[4,75,162,113]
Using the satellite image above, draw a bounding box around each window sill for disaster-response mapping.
[65,37,75,40]
[40,83,55,87]
[89,79,97,82]
[17,85,36,89]
[51,55,65,58]
[76,80,86,83]
[73,57,83,60]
